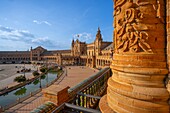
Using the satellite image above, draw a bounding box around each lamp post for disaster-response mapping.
[24,61,25,78]
[65,67,67,76]
[39,76,42,89]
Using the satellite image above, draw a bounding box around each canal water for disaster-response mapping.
[0,72,58,107]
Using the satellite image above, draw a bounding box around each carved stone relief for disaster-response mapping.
[99,1,169,113]
[114,0,164,54]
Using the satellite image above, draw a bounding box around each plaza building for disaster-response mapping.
[0,28,113,69]
[0,51,30,64]
[80,27,113,68]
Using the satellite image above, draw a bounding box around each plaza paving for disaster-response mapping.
[4,66,98,113]
[0,64,39,89]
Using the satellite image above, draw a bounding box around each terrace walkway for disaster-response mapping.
[4,66,98,113]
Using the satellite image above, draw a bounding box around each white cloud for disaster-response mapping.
[73,32,93,42]
[33,20,51,26]
[32,37,48,43]
[0,25,73,50]
[0,25,57,48]
[0,26,30,41]
[43,21,51,26]
[33,20,40,24]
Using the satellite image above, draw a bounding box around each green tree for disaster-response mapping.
[40,74,46,79]
[33,79,39,85]
[32,71,40,76]
[14,75,26,83]
[40,67,47,73]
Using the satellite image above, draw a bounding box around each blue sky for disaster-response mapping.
[0,0,113,51]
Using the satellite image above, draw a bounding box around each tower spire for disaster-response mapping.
[96,27,102,41]
[98,26,100,32]
[72,38,74,46]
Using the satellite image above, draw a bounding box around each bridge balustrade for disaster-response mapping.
[52,67,111,113]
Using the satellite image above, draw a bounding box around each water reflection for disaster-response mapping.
[14,87,27,96]
[33,79,39,85]
[2,92,8,96]
[0,72,58,107]
[40,74,46,79]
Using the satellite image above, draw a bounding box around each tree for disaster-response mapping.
[14,75,26,83]
[33,79,39,85]
[32,71,40,76]
[40,74,46,79]
[40,67,47,73]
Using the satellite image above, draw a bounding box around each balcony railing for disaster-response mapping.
[52,67,111,113]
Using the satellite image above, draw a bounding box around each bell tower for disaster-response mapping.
[95,27,103,56]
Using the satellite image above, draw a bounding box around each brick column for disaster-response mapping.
[167,0,170,92]
[100,0,169,113]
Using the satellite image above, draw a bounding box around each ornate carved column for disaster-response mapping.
[167,0,170,92]
[99,0,169,113]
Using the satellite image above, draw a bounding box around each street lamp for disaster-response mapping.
[39,77,42,89]
[24,61,25,77]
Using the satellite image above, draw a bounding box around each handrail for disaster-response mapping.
[52,67,111,113]
[78,68,110,93]
[68,67,110,96]
[71,67,111,109]
[65,103,101,113]
[51,103,65,113]
[52,103,101,113]
[77,92,101,99]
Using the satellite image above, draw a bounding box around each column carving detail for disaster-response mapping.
[99,0,169,112]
